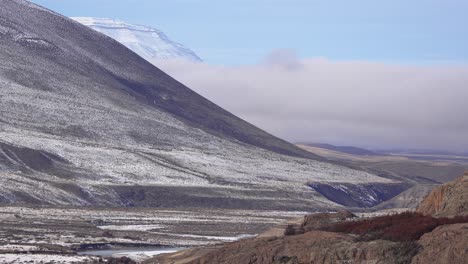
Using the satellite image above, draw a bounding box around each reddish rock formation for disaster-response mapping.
[417,172,468,217]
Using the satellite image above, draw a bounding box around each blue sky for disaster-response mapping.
[30,0,468,65]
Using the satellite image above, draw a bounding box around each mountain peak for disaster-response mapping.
[72,17,161,33]
[71,16,202,62]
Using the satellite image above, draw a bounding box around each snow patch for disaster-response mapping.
[97,224,164,231]
[71,17,202,62]
[0,254,96,263]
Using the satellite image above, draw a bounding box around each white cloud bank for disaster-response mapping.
[152,51,468,151]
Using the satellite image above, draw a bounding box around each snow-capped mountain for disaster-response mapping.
[72,17,202,62]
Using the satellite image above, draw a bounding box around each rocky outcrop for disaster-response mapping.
[417,172,468,217]
[298,210,355,233]
[411,223,468,264]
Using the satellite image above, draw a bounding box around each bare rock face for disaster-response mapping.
[417,172,468,217]
[411,223,468,264]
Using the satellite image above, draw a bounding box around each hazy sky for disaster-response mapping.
[29,0,468,151]
[155,56,468,152]
[30,0,468,65]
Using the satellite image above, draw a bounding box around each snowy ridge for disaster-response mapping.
[13,0,57,15]
[72,17,202,62]
[73,17,165,33]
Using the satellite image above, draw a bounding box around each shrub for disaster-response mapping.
[106,257,136,264]
[284,224,297,236]
[324,212,468,241]
[393,241,421,264]
[102,230,114,238]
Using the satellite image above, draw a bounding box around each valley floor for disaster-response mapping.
[0,206,307,263]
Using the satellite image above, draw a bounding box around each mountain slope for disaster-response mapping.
[71,17,202,62]
[0,0,396,209]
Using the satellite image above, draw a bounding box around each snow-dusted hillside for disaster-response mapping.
[0,0,405,210]
[72,17,202,62]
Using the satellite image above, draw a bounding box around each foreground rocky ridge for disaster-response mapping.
[149,174,468,264]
